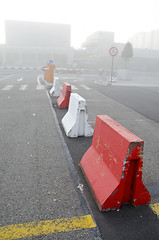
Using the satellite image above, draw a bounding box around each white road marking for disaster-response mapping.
[0,75,14,82]
[19,85,29,90]
[2,85,14,90]
[71,85,78,90]
[17,77,23,82]
[37,75,43,85]
[36,85,45,90]
[87,99,106,102]
[1,84,45,91]
[80,84,91,90]
[73,78,85,83]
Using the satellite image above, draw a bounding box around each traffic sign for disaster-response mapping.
[109,47,118,56]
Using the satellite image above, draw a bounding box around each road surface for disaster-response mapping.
[0,70,159,239]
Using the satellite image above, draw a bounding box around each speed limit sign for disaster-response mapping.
[109,47,118,56]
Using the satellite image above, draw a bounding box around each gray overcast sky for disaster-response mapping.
[0,0,159,48]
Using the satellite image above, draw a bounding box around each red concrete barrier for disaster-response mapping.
[80,115,151,211]
[57,82,71,109]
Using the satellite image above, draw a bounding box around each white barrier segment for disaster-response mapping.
[49,77,61,97]
[61,93,93,138]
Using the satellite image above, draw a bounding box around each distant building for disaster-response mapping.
[82,31,114,56]
[129,30,159,51]
[77,31,114,68]
[0,20,72,66]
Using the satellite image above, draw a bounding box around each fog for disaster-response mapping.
[0,0,159,72]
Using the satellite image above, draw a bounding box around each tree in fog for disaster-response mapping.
[121,42,133,69]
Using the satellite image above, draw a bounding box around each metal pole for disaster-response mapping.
[111,56,114,84]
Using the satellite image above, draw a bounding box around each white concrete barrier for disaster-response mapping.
[62,93,93,138]
[50,77,61,96]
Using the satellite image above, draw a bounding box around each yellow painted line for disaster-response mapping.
[150,203,159,216]
[0,215,96,240]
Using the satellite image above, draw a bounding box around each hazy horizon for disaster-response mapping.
[0,0,159,48]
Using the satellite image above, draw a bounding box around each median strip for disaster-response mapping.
[0,215,96,239]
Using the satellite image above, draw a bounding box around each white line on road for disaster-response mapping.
[71,85,78,90]
[73,78,85,83]
[80,84,91,90]
[0,75,14,82]
[17,77,23,82]
[87,99,106,102]
[19,85,29,90]
[36,85,45,90]
[2,85,14,90]
[37,75,43,85]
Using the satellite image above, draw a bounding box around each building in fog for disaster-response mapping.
[82,31,114,55]
[129,30,159,51]
[0,20,72,67]
[76,31,114,68]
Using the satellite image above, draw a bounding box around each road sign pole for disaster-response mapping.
[109,47,118,85]
[111,56,114,84]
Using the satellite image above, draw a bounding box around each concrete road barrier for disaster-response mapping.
[62,93,93,137]
[50,77,61,97]
[80,115,151,211]
[57,82,71,109]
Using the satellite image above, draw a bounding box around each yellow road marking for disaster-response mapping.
[150,203,159,216]
[0,215,96,240]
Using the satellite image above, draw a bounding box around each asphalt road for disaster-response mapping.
[0,70,100,240]
[52,98,159,240]
[0,70,159,240]
[53,73,159,239]
[64,73,159,187]
[92,84,159,123]
[67,73,159,123]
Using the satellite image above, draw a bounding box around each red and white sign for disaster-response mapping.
[109,47,118,56]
